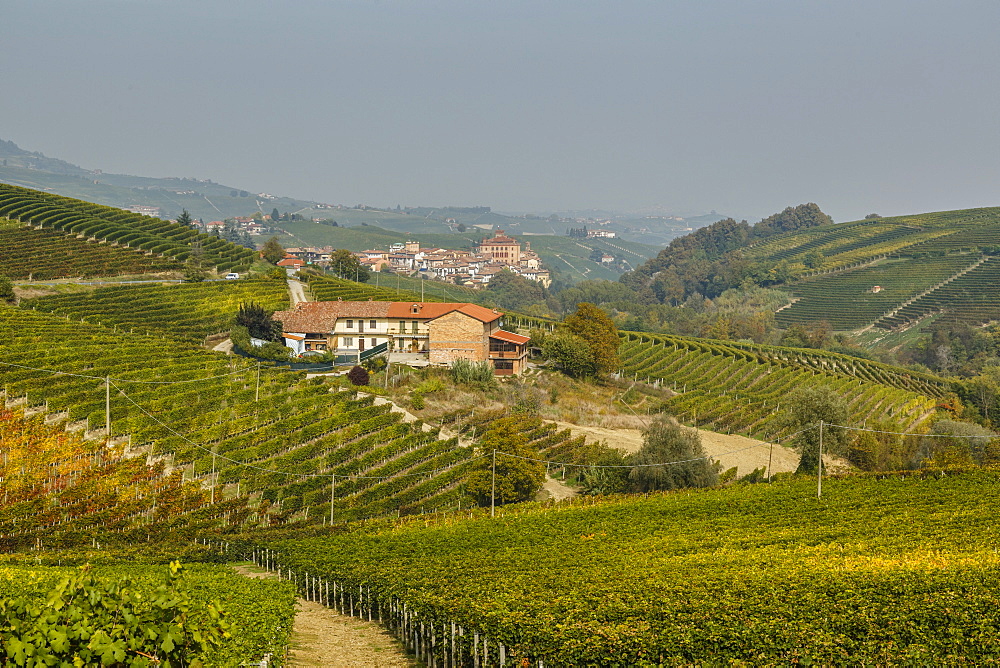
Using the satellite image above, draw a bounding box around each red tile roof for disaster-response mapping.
[385,302,501,323]
[273,300,392,331]
[490,330,530,345]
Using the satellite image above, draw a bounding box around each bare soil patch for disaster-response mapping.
[233,565,414,668]
[554,420,816,477]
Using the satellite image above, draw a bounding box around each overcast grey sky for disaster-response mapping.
[4,0,1000,221]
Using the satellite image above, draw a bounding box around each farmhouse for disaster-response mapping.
[273,300,530,375]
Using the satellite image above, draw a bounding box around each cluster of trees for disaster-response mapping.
[541,303,621,378]
[621,203,833,303]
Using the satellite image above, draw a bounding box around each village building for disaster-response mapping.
[477,229,521,266]
[273,300,530,375]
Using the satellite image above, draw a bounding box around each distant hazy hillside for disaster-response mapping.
[0,139,317,222]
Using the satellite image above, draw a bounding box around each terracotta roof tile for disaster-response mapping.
[490,329,530,344]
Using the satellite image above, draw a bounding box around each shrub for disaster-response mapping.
[451,358,497,385]
[347,365,370,386]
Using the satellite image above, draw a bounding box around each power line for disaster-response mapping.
[0,359,255,385]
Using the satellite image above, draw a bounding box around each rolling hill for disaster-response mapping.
[744,207,1000,333]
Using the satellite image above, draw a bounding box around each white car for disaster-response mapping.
[225,272,240,280]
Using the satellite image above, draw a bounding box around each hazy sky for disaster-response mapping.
[5,1,1000,222]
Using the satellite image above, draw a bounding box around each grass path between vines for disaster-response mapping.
[233,564,415,668]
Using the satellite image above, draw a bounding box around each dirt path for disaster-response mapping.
[553,420,846,476]
[234,565,414,668]
[288,278,308,305]
[541,475,577,501]
[212,338,233,354]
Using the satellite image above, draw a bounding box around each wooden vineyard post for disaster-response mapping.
[255,361,260,403]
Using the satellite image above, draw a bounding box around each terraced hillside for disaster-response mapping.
[0,218,180,279]
[0,305,481,535]
[0,183,257,272]
[776,254,980,330]
[618,332,946,437]
[24,278,289,343]
[744,207,1000,271]
[748,206,1000,332]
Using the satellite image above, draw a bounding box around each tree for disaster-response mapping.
[628,417,718,491]
[235,302,282,341]
[542,333,596,377]
[261,237,285,265]
[465,417,545,506]
[486,268,545,311]
[564,303,621,374]
[916,419,1000,468]
[803,250,824,269]
[329,249,370,283]
[777,386,850,473]
[271,207,280,222]
[176,209,194,227]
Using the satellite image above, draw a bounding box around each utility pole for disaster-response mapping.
[329,474,336,526]
[817,420,824,499]
[211,447,217,504]
[766,435,773,482]
[491,449,497,518]
[255,361,261,402]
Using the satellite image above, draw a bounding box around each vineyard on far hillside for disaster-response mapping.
[261,471,1000,665]
[776,254,978,330]
[24,278,290,343]
[617,331,946,438]
[0,183,257,272]
[0,219,180,279]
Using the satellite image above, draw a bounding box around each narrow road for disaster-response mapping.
[288,278,308,305]
[234,565,413,668]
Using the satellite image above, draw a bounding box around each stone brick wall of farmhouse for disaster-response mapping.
[428,311,489,365]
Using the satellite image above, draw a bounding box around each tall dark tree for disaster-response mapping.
[235,302,282,341]
[176,209,194,228]
[271,207,280,222]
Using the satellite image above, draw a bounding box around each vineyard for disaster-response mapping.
[260,471,1000,665]
[775,254,977,330]
[0,560,294,665]
[24,278,290,343]
[0,183,257,273]
[0,219,180,280]
[617,331,946,438]
[0,304,493,535]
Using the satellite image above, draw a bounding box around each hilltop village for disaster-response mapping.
[279,229,552,288]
